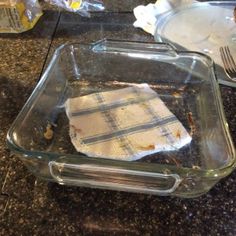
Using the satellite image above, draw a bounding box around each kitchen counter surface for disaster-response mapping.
[0,8,236,236]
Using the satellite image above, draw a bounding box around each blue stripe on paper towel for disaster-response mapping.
[132,86,175,145]
[94,92,135,156]
[82,115,177,145]
[70,93,157,117]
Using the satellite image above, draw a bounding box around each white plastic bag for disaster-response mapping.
[46,0,104,17]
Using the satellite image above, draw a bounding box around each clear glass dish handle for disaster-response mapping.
[49,161,182,195]
[92,39,178,57]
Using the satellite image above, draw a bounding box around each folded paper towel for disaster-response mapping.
[65,84,192,161]
[133,0,196,35]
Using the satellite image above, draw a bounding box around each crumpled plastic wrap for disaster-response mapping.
[45,0,104,17]
[0,0,42,33]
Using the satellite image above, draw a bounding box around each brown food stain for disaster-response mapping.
[170,157,180,167]
[44,124,54,140]
[137,144,155,151]
[70,124,83,134]
[187,112,194,125]
[176,129,181,139]
[187,112,196,136]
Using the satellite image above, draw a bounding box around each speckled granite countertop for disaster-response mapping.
[0,5,236,236]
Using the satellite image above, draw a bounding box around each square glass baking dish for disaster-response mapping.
[7,40,236,198]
